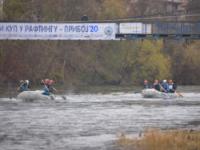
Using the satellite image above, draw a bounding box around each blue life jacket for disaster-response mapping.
[42,85,50,96]
[19,83,28,92]
[162,82,169,93]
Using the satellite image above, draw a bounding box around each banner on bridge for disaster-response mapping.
[119,23,152,34]
[0,23,118,40]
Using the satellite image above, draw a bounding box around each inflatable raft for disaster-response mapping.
[17,90,54,101]
[142,89,179,99]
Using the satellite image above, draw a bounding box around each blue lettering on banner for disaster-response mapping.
[6,25,18,32]
[0,23,117,40]
[24,25,58,33]
[89,25,98,32]
[20,26,23,32]
[64,25,98,33]
[0,25,4,32]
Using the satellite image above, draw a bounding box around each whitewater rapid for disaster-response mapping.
[0,91,200,150]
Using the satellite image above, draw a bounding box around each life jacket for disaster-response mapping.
[19,83,29,92]
[169,83,176,93]
[161,82,169,93]
[154,84,160,91]
[173,83,177,90]
[42,85,50,96]
[169,84,173,90]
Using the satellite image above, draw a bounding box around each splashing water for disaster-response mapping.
[0,90,200,150]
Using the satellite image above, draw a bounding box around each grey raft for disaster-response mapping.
[142,89,180,99]
[17,90,54,101]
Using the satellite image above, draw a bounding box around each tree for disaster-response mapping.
[187,0,200,13]
[99,0,127,20]
[126,0,166,17]
[131,40,171,84]
[3,0,28,21]
[180,41,200,84]
[186,0,200,21]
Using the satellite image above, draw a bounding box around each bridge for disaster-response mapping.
[117,22,200,40]
[0,22,200,40]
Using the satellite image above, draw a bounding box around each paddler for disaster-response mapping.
[41,79,57,96]
[168,79,175,93]
[143,80,151,89]
[18,80,30,92]
[47,80,57,94]
[161,80,169,93]
[153,79,161,91]
[41,79,50,96]
[169,80,183,97]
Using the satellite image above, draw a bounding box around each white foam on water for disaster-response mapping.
[0,91,200,150]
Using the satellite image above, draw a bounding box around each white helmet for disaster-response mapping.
[25,80,29,85]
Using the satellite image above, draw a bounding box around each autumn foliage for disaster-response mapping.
[117,129,200,150]
[0,0,200,86]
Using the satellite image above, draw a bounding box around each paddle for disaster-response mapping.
[50,94,67,100]
[159,84,167,93]
[61,95,67,100]
[48,86,67,100]
[50,95,55,100]
[175,91,183,97]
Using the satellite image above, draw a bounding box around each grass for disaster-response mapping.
[117,129,200,150]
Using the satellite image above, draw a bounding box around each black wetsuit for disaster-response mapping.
[173,83,177,91]
[154,84,160,91]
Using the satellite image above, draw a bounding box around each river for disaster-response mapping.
[0,86,200,150]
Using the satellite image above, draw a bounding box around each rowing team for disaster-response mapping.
[18,79,56,96]
[144,79,177,93]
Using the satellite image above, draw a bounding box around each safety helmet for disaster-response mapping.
[25,80,29,84]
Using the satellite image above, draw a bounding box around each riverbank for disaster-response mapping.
[117,129,200,150]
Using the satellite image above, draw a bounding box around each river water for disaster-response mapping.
[0,87,200,150]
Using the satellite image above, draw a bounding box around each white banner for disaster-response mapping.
[0,23,118,40]
[120,23,152,34]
